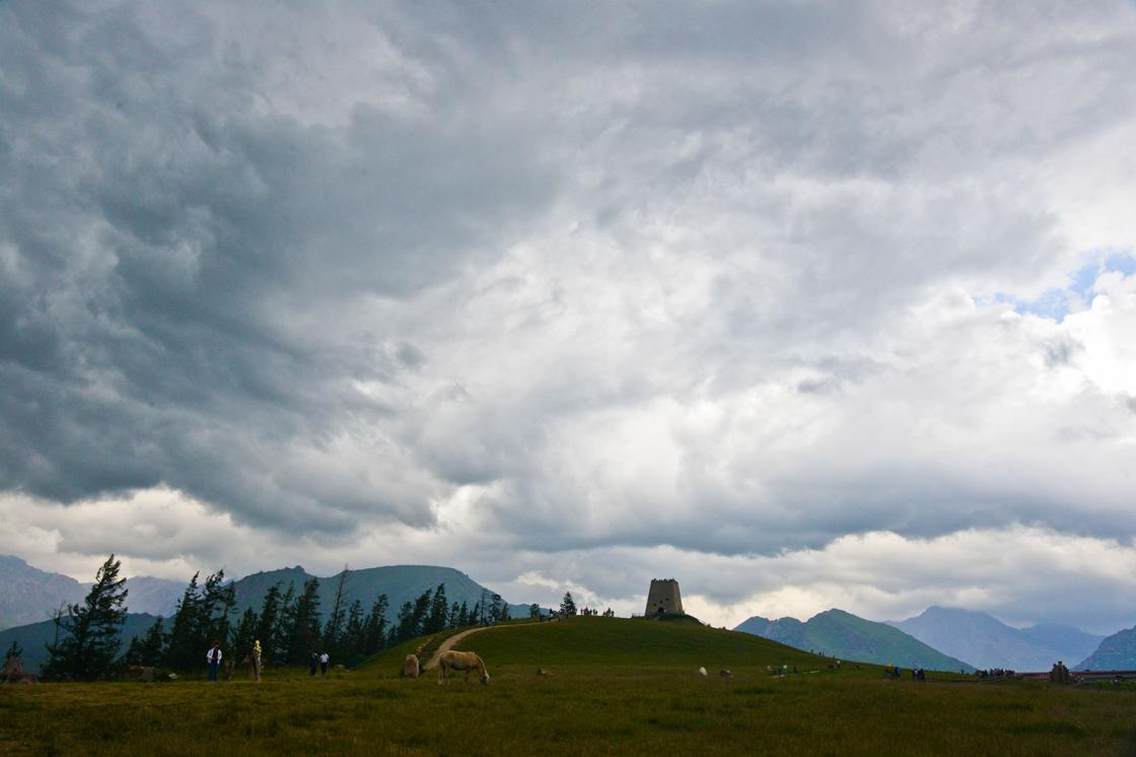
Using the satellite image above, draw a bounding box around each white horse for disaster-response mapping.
[437,650,490,685]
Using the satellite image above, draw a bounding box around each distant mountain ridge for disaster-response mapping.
[0,559,534,672]
[229,564,530,620]
[1077,626,1136,670]
[735,609,975,672]
[890,607,1103,671]
[0,555,186,630]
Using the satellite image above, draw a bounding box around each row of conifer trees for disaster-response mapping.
[39,554,514,681]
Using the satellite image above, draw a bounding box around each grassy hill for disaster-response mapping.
[3,616,1135,755]
[737,609,975,673]
[458,616,821,669]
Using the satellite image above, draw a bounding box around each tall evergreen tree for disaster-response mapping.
[42,554,129,681]
[449,601,462,629]
[322,569,349,659]
[231,608,258,664]
[560,592,577,616]
[343,599,365,661]
[286,577,321,664]
[163,572,201,669]
[271,582,296,665]
[394,600,416,643]
[125,617,166,667]
[363,593,389,654]
[255,584,282,662]
[5,639,24,662]
[199,570,236,653]
[490,593,506,622]
[457,601,470,627]
[411,588,432,637]
[426,583,449,633]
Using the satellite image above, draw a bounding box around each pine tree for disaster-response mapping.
[199,570,236,655]
[457,601,470,627]
[394,600,416,643]
[449,601,462,629]
[560,592,577,616]
[125,617,166,666]
[490,593,506,622]
[426,583,449,633]
[411,588,432,636]
[344,599,365,661]
[322,569,349,660]
[5,639,24,662]
[286,578,321,664]
[363,593,389,654]
[42,554,129,681]
[529,603,541,619]
[255,584,282,662]
[231,608,258,665]
[272,582,296,665]
[163,572,201,669]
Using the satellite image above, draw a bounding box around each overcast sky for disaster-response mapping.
[3,1,1136,634]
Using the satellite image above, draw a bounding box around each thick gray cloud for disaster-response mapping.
[2,1,1136,628]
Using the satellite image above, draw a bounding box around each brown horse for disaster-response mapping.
[437,650,490,685]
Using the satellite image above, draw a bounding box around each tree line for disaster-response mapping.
[37,554,515,681]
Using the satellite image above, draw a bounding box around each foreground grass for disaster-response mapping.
[2,618,1134,756]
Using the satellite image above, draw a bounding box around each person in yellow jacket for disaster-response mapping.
[252,639,263,682]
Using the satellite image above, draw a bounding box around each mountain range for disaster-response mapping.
[889,607,1103,672]
[0,555,183,630]
[1076,626,1136,670]
[0,556,531,673]
[735,609,974,672]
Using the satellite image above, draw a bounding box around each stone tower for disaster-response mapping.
[644,578,684,617]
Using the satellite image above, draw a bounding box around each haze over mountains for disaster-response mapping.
[0,555,182,630]
[735,609,974,673]
[890,607,1104,672]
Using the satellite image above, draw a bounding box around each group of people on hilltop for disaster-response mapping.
[309,651,330,676]
[205,638,264,682]
[204,639,335,681]
[883,666,928,680]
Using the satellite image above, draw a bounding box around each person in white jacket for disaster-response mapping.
[206,641,223,681]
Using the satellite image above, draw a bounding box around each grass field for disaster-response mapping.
[2,617,1134,756]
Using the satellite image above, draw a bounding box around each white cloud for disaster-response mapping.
[3,1,1136,632]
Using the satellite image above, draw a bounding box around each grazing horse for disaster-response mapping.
[437,650,490,685]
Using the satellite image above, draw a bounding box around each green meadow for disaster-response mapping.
[2,617,1134,756]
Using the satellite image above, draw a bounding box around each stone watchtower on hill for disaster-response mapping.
[644,578,684,617]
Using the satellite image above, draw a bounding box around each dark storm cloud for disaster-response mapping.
[0,0,558,530]
[2,0,1136,581]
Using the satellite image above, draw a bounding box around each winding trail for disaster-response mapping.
[423,622,543,670]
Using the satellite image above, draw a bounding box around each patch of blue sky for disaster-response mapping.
[990,250,1136,323]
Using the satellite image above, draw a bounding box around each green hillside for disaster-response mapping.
[448,616,823,669]
[6,615,1136,755]
[737,609,975,672]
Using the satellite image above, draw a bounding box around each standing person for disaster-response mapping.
[252,639,263,682]
[309,652,318,676]
[319,651,329,675]
[206,641,223,682]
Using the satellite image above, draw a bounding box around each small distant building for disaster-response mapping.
[644,578,684,617]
